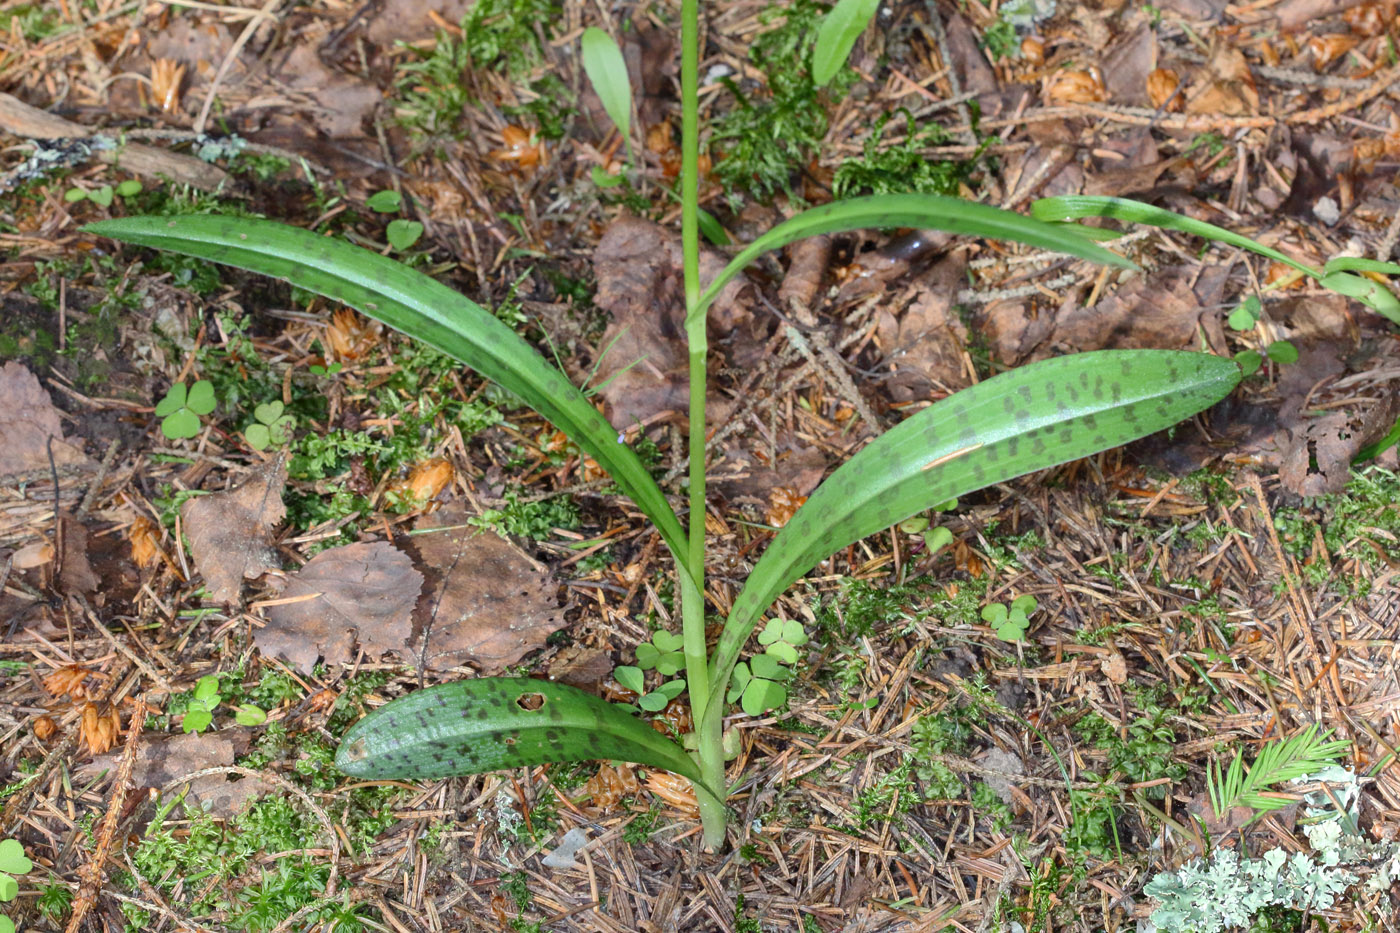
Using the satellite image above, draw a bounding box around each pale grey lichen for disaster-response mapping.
[1143,767,1400,933]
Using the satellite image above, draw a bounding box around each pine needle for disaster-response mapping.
[1208,724,1350,818]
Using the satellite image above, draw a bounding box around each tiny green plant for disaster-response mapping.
[244,400,296,450]
[181,674,221,734]
[155,379,216,440]
[1206,724,1349,821]
[982,595,1037,642]
[86,2,1243,850]
[65,178,142,207]
[0,837,33,933]
[366,188,423,250]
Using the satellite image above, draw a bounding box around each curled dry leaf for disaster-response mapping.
[585,762,639,810]
[643,769,699,816]
[407,502,566,672]
[386,458,454,508]
[1308,34,1358,69]
[1047,69,1107,104]
[650,698,693,735]
[1020,37,1045,65]
[491,125,545,171]
[0,361,92,476]
[80,702,123,756]
[128,515,163,568]
[1147,68,1183,111]
[44,665,103,700]
[1344,2,1388,35]
[33,715,56,741]
[257,541,423,673]
[150,57,186,113]
[765,486,808,529]
[182,455,287,603]
[325,308,379,361]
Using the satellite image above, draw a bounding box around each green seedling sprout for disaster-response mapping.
[0,838,33,933]
[181,674,221,734]
[85,0,1243,849]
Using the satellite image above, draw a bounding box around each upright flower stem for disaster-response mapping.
[678,0,728,848]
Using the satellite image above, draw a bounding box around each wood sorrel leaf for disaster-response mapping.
[693,194,1133,325]
[709,350,1240,707]
[84,215,691,578]
[335,677,719,802]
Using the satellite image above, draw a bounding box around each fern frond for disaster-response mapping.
[1207,725,1350,818]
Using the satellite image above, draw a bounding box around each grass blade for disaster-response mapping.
[812,0,879,87]
[694,194,1134,325]
[86,215,690,572]
[709,350,1240,705]
[336,677,720,803]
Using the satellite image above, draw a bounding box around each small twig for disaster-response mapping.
[66,701,143,933]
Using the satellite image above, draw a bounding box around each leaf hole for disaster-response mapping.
[516,693,546,711]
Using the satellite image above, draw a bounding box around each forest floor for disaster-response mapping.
[2,0,1400,931]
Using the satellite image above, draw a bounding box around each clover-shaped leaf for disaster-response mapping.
[983,597,1034,642]
[0,839,31,878]
[193,674,221,704]
[0,874,16,904]
[613,665,644,695]
[757,619,785,646]
[740,678,787,717]
[235,704,267,726]
[749,653,790,683]
[88,185,115,208]
[386,219,423,251]
[366,189,402,213]
[246,400,296,450]
[638,678,686,712]
[156,380,216,440]
[728,662,751,703]
[765,640,799,664]
[637,631,684,676]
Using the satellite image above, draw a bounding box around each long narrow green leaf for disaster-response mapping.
[709,350,1240,706]
[812,0,879,87]
[581,27,632,146]
[693,194,1135,325]
[85,216,690,571]
[336,677,721,804]
[1033,195,1400,325]
[1032,195,1319,277]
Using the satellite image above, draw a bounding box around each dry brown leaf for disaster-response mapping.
[1102,27,1157,106]
[406,503,566,672]
[644,770,699,816]
[590,217,750,429]
[1184,45,1258,116]
[874,256,972,402]
[1043,265,1212,355]
[0,361,92,476]
[545,645,614,690]
[182,456,287,603]
[257,541,423,673]
[1308,34,1359,70]
[81,730,275,816]
[1280,388,1399,497]
[1101,652,1128,685]
[57,512,99,596]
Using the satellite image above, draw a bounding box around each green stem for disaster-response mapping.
[678,0,726,849]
